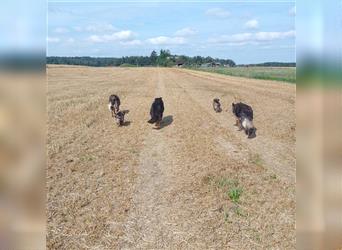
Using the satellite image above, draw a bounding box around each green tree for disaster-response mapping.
[150,50,158,66]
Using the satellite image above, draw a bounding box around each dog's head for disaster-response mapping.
[248,127,257,139]
[214,98,220,103]
[154,97,163,103]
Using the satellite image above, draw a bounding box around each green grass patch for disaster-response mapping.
[213,177,243,203]
[186,66,296,83]
[216,178,238,188]
[228,187,243,203]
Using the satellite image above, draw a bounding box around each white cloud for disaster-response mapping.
[175,27,197,37]
[208,30,295,45]
[86,24,116,33]
[254,30,295,41]
[205,8,230,18]
[147,36,186,45]
[87,30,136,43]
[289,6,296,16]
[54,27,69,34]
[120,39,142,46]
[88,35,103,43]
[245,19,259,29]
[74,24,117,33]
[47,37,60,43]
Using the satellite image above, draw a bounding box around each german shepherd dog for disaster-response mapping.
[114,110,129,126]
[213,98,222,113]
[232,102,256,138]
[148,97,164,128]
[108,94,120,117]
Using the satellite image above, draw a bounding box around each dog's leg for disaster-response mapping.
[155,120,161,129]
[237,119,243,130]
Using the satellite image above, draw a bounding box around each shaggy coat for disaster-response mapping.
[213,98,222,113]
[148,97,164,128]
[108,94,120,116]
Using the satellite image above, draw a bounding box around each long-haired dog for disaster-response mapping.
[108,94,120,117]
[238,114,256,138]
[213,98,222,113]
[114,110,129,126]
[232,102,256,138]
[148,97,164,128]
[232,102,253,126]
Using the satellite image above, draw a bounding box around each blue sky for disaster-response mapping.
[47,2,295,64]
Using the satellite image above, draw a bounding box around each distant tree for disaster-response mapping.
[46,51,238,68]
[157,49,172,67]
[150,50,158,66]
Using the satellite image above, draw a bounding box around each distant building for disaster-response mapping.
[175,59,185,67]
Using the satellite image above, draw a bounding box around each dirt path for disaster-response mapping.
[119,68,177,248]
[48,66,295,249]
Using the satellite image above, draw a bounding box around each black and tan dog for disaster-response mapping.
[108,94,120,117]
[148,97,164,128]
[213,98,222,113]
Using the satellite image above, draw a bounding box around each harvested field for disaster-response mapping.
[47,66,296,249]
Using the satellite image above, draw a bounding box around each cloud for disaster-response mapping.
[120,40,142,46]
[86,24,116,33]
[87,30,136,43]
[208,30,295,45]
[205,8,230,18]
[289,6,296,16]
[174,27,197,37]
[74,24,117,33]
[54,27,69,34]
[255,30,295,41]
[47,37,60,43]
[147,36,186,45]
[245,19,259,29]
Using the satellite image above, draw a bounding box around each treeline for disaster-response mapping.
[47,50,236,67]
[238,62,296,67]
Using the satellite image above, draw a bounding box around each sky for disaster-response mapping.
[47,1,296,64]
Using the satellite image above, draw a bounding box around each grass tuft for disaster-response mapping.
[228,187,243,203]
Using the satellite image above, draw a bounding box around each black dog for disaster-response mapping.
[148,97,164,128]
[114,110,129,126]
[213,98,222,113]
[108,94,120,117]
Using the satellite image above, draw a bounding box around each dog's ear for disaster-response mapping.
[232,103,235,108]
